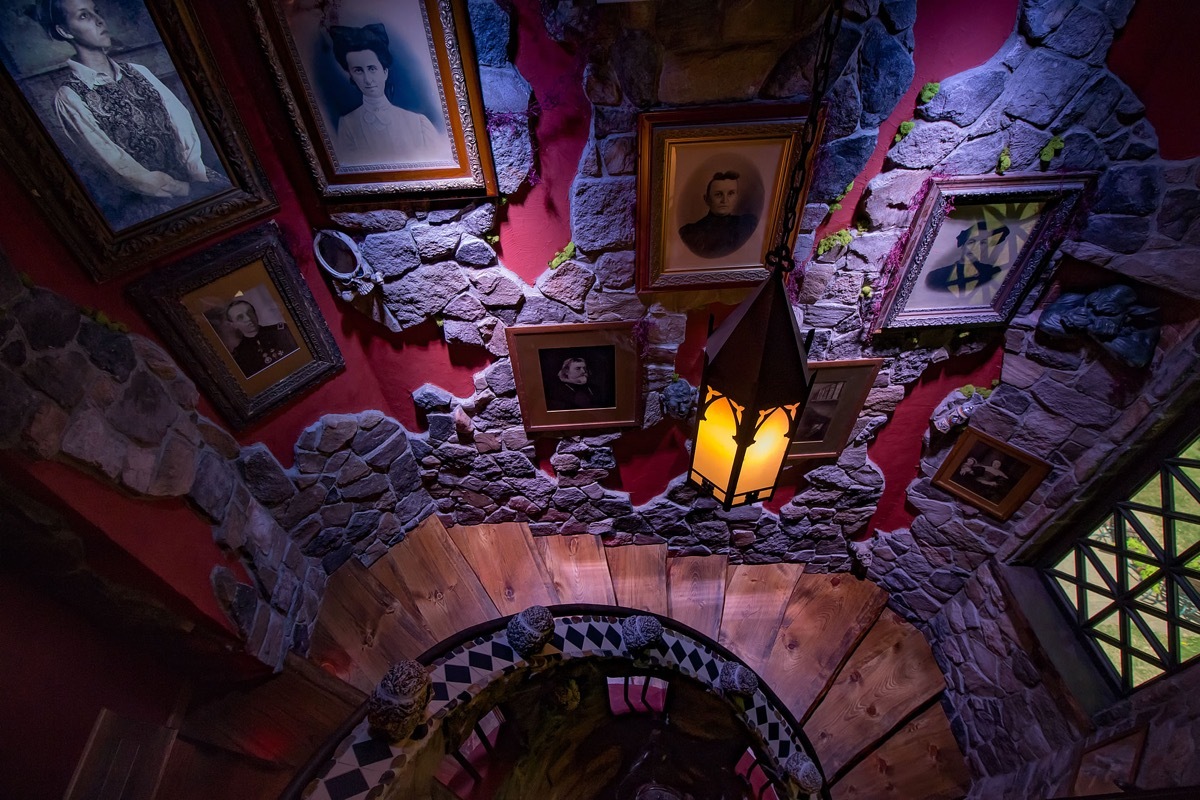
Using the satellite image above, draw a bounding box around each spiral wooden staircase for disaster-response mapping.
[300,516,971,799]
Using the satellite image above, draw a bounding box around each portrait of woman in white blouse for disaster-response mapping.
[18,0,228,229]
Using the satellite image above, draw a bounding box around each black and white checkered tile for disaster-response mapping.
[307,613,817,800]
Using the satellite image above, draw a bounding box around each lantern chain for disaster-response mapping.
[765,0,847,275]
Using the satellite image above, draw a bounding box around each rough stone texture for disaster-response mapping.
[570,177,637,252]
[0,264,324,672]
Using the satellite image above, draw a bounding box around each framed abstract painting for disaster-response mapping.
[250,0,496,200]
[874,173,1092,330]
[0,0,275,281]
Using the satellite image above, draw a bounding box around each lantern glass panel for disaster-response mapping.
[733,404,795,501]
[690,389,741,502]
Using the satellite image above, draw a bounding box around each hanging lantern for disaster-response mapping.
[687,269,814,509]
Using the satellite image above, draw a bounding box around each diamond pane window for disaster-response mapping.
[1044,431,1200,692]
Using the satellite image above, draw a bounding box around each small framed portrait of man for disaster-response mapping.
[636,104,822,293]
[129,223,343,429]
[933,428,1051,521]
[507,322,640,434]
[0,0,274,280]
[251,0,496,199]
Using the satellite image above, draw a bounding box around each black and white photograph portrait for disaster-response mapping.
[666,146,771,269]
[538,345,617,412]
[951,440,1029,504]
[793,378,845,442]
[195,286,299,380]
[281,0,454,170]
[0,0,230,231]
[677,168,762,259]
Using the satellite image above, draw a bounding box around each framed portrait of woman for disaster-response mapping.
[933,428,1051,521]
[128,222,344,429]
[251,0,497,200]
[636,104,822,293]
[0,0,275,281]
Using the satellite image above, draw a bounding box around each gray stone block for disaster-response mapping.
[77,319,136,382]
[920,66,1007,128]
[410,223,462,261]
[1092,164,1162,216]
[813,129,878,202]
[570,177,637,252]
[1045,5,1112,62]
[1004,49,1092,128]
[239,443,296,507]
[382,263,471,329]
[468,0,510,67]
[858,20,914,128]
[889,121,965,169]
[13,290,80,350]
[538,261,596,311]
[362,230,421,279]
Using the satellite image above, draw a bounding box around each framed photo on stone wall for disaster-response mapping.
[506,322,640,434]
[0,0,275,281]
[129,223,344,428]
[786,358,883,461]
[874,172,1093,331]
[636,103,822,293]
[933,428,1051,521]
[250,0,497,200]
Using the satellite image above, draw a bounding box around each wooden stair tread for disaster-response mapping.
[182,653,366,768]
[718,563,805,673]
[605,544,669,615]
[374,516,500,647]
[666,555,727,640]
[310,558,403,691]
[760,573,888,723]
[806,608,947,777]
[446,522,559,614]
[830,703,970,800]
[534,533,617,605]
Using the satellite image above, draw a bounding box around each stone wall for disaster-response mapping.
[932,561,1200,799]
[0,261,322,670]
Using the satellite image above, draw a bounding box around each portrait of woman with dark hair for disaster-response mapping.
[29,0,227,229]
[328,23,451,167]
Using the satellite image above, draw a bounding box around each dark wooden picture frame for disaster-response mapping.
[129,223,343,428]
[933,427,1052,521]
[787,358,883,461]
[0,0,275,282]
[874,172,1092,331]
[1070,727,1148,796]
[250,0,496,201]
[636,103,822,293]
[506,322,640,434]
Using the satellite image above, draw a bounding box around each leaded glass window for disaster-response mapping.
[1044,433,1200,692]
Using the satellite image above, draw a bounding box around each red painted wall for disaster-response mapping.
[0,573,187,800]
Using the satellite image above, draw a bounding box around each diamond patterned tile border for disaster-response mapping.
[309,612,816,800]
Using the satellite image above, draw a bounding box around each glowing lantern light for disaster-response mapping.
[687,269,814,509]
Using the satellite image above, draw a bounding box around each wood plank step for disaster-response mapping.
[446,522,560,614]
[310,558,402,692]
[605,544,669,615]
[666,555,728,640]
[830,703,970,800]
[759,573,888,723]
[718,563,805,673]
[806,608,947,778]
[372,516,500,648]
[534,533,617,605]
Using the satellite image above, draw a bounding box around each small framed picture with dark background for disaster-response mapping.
[129,223,343,428]
[933,428,1051,521]
[507,322,640,434]
[787,359,882,461]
